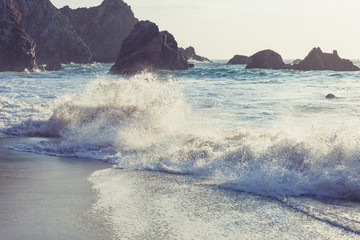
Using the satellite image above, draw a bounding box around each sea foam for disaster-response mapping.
[5,72,360,201]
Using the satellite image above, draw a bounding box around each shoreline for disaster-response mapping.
[0,134,113,240]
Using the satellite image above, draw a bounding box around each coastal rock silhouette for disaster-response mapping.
[290,48,359,71]
[0,0,37,72]
[246,50,287,70]
[16,0,91,64]
[110,20,189,74]
[292,59,302,65]
[325,93,336,99]
[227,55,252,65]
[178,46,211,62]
[60,0,138,62]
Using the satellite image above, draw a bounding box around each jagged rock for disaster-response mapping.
[16,0,91,64]
[178,46,211,62]
[0,0,37,72]
[246,50,287,70]
[326,93,336,99]
[290,47,359,71]
[45,57,62,71]
[227,55,252,65]
[60,0,138,62]
[110,20,189,74]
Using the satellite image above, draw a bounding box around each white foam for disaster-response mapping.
[88,169,358,239]
[5,72,360,200]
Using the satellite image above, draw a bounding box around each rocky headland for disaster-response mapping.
[60,0,138,62]
[1,0,139,71]
[0,0,37,72]
[16,0,92,65]
[178,46,211,62]
[110,20,189,74]
[2,0,359,73]
[227,55,252,65]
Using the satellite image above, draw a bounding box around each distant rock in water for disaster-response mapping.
[246,50,287,70]
[326,93,336,99]
[45,58,62,71]
[227,55,252,65]
[16,0,92,64]
[60,0,138,62]
[178,46,211,62]
[110,20,189,74]
[292,59,302,65]
[290,47,360,71]
[0,0,37,72]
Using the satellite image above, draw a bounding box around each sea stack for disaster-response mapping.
[110,20,189,74]
[60,0,138,62]
[290,47,360,71]
[0,0,37,72]
[227,55,252,65]
[246,50,287,70]
[178,46,211,62]
[16,0,92,64]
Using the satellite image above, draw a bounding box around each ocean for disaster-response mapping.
[1,61,360,239]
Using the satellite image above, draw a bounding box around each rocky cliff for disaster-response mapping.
[60,0,138,62]
[110,20,189,74]
[0,0,37,72]
[16,0,91,64]
[290,47,359,71]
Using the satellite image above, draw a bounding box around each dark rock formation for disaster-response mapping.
[246,50,287,70]
[227,55,252,65]
[16,0,91,64]
[0,0,37,72]
[178,46,211,62]
[290,48,359,71]
[326,93,336,99]
[45,57,62,71]
[110,20,189,74]
[60,0,138,62]
[292,59,302,65]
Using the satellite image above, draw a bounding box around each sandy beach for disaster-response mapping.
[0,134,112,240]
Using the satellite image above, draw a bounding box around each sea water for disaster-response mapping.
[1,61,360,239]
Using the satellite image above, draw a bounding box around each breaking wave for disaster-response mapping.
[5,73,360,201]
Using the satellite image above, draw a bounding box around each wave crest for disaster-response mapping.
[5,73,360,201]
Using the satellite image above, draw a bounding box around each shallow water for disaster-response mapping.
[1,61,360,238]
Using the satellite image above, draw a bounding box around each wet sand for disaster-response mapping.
[0,135,112,240]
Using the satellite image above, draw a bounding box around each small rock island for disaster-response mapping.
[178,46,211,62]
[241,47,359,72]
[227,55,252,65]
[246,50,288,70]
[290,47,359,71]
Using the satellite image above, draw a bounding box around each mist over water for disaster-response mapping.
[2,61,360,202]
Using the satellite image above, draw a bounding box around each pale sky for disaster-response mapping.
[52,0,360,59]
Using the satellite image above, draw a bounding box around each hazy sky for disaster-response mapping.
[52,0,360,59]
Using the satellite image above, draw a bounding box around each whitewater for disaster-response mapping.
[1,61,360,239]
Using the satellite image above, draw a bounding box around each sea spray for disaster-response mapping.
[4,71,360,201]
